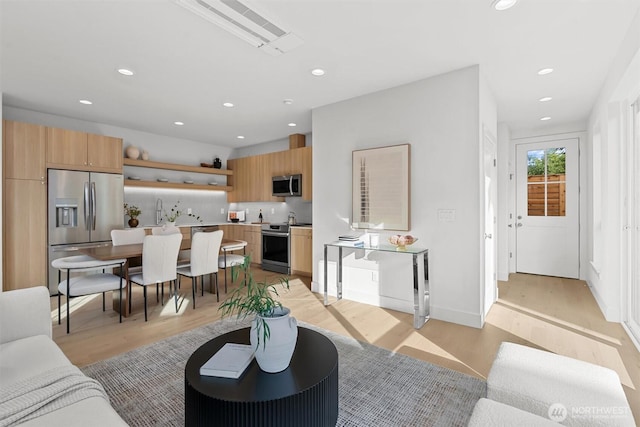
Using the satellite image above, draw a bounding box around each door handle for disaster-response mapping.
[91,182,97,231]
[83,182,90,230]
[484,233,493,239]
[517,223,523,227]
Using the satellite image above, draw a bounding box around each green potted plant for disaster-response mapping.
[219,256,296,373]
[162,201,202,225]
[123,203,141,228]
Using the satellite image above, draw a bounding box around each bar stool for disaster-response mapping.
[218,240,248,293]
[52,255,126,334]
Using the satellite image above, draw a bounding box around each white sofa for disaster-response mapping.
[0,287,127,426]
[469,342,635,426]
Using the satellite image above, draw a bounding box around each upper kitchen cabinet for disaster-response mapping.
[228,146,312,202]
[47,128,123,173]
[3,120,46,180]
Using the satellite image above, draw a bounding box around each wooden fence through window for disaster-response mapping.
[528,174,566,216]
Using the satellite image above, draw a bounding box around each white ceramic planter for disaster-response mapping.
[250,306,298,373]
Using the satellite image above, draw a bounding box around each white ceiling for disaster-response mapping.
[2,0,639,148]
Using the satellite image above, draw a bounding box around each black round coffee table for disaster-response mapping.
[185,326,339,427]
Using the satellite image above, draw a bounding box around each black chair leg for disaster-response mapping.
[144,286,148,322]
[102,292,106,311]
[174,279,179,313]
[215,272,219,302]
[58,293,61,325]
[66,269,70,334]
[192,277,196,309]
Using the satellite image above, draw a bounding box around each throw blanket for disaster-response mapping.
[0,365,109,426]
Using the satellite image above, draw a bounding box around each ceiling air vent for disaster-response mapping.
[176,0,303,55]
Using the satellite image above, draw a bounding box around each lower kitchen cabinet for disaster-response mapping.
[244,225,262,265]
[3,179,47,290]
[291,227,312,277]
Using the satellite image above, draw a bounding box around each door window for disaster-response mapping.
[527,148,566,216]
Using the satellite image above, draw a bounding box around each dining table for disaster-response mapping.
[78,239,247,317]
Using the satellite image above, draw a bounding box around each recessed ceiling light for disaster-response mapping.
[540,116,551,121]
[537,68,554,75]
[283,99,294,105]
[311,68,325,76]
[174,121,184,126]
[237,135,245,139]
[491,0,518,10]
[223,102,234,108]
[117,68,134,76]
[79,99,93,105]
[288,123,297,127]
[539,97,553,102]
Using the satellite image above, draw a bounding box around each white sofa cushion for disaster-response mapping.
[487,342,634,426]
[469,398,558,426]
[0,335,71,385]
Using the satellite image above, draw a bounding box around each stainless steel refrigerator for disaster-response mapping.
[47,169,124,294]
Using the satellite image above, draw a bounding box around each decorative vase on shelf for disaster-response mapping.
[250,306,298,373]
[125,145,140,160]
[141,150,149,161]
[128,218,139,228]
[213,157,222,169]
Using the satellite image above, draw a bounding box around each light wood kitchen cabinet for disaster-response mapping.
[3,120,47,180]
[3,120,48,291]
[290,227,312,277]
[47,127,122,173]
[243,225,262,264]
[228,146,312,202]
[3,179,47,290]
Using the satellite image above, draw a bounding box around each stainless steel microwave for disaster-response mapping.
[272,174,302,197]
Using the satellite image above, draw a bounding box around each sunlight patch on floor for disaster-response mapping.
[497,299,622,345]
[51,294,101,321]
[487,303,635,389]
[159,294,190,317]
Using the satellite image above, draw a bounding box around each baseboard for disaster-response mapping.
[430,305,483,329]
[621,322,640,352]
[586,279,621,322]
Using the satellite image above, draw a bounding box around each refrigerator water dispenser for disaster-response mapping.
[55,199,78,228]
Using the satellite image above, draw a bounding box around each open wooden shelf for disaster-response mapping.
[123,158,233,176]
[124,179,231,192]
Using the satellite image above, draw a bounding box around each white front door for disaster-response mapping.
[516,138,579,278]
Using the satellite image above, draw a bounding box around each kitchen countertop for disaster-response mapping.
[139,222,312,229]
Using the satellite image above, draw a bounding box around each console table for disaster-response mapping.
[184,327,338,427]
[323,241,429,329]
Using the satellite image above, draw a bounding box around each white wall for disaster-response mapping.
[586,8,640,322]
[312,66,493,328]
[497,123,511,281]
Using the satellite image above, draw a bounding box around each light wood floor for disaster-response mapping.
[51,269,640,423]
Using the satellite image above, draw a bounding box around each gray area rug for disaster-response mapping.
[82,319,485,426]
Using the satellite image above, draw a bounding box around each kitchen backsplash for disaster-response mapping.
[124,187,312,226]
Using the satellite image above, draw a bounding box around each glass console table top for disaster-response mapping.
[326,241,427,255]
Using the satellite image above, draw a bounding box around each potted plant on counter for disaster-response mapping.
[124,203,141,228]
[162,201,202,225]
[219,256,295,373]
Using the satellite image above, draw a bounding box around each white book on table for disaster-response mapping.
[200,343,255,378]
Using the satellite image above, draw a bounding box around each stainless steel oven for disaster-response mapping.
[261,224,290,274]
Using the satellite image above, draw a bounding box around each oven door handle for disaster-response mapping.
[262,231,290,237]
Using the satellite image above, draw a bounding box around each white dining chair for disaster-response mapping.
[111,228,147,245]
[111,228,146,274]
[151,224,181,235]
[177,230,224,306]
[128,233,182,321]
[52,255,127,333]
[218,240,248,293]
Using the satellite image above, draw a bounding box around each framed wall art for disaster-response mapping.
[352,143,410,230]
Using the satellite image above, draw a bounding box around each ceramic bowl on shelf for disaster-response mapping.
[157,178,168,182]
[388,234,417,250]
[184,180,194,184]
[128,176,141,180]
